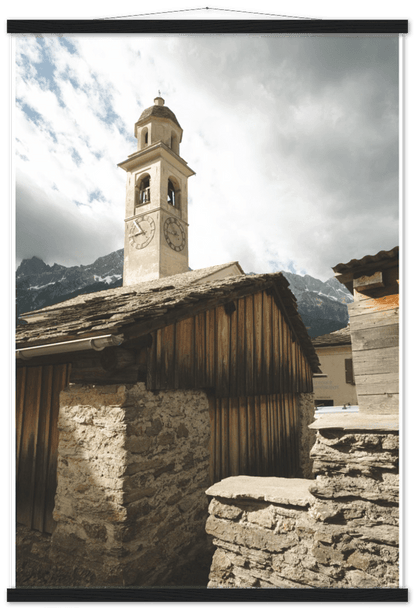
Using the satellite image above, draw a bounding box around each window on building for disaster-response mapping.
[135,175,150,208]
[345,358,355,385]
[314,400,334,408]
[141,128,149,149]
[167,178,180,208]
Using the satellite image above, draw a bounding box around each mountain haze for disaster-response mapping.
[16,251,351,336]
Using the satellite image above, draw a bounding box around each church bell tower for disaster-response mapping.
[118,97,195,286]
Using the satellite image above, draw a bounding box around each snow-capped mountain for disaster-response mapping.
[16,251,352,337]
[282,271,352,337]
[16,250,124,318]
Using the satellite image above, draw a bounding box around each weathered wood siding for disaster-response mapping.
[209,393,300,483]
[147,290,313,397]
[16,363,70,534]
[147,290,313,482]
[349,266,399,414]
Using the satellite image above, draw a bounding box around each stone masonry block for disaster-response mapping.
[209,499,243,521]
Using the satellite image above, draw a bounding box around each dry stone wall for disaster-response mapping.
[297,393,315,479]
[206,417,399,589]
[50,382,212,586]
[16,525,54,587]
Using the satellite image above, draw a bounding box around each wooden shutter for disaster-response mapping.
[345,358,355,385]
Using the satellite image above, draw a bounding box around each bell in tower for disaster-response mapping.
[118,97,195,286]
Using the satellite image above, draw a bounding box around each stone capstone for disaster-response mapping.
[206,426,399,589]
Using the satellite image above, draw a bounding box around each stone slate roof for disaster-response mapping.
[312,325,351,348]
[138,104,181,129]
[333,246,399,275]
[16,264,320,373]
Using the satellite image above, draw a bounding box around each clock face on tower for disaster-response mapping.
[129,215,155,249]
[164,217,186,251]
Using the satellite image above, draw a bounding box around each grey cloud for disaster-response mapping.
[16,176,123,267]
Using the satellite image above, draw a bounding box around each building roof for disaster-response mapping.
[137,104,181,129]
[312,325,351,348]
[16,264,321,373]
[332,246,399,275]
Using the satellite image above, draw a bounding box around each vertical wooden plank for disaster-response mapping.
[16,366,42,528]
[286,393,295,476]
[271,394,279,475]
[238,396,248,474]
[292,341,298,395]
[229,304,238,397]
[194,312,207,388]
[254,395,262,475]
[214,398,222,483]
[260,395,269,475]
[278,308,286,395]
[283,394,293,477]
[267,394,274,476]
[16,367,27,476]
[32,365,54,533]
[245,295,255,396]
[154,329,164,389]
[44,363,68,534]
[298,348,305,392]
[146,331,158,390]
[275,394,283,476]
[271,299,279,395]
[205,309,216,388]
[162,324,176,389]
[253,293,263,396]
[208,394,216,485]
[216,306,230,396]
[262,293,273,395]
[294,344,300,394]
[175,317,195,388]
[236,298,246,396]
[229,397,240,476]
[247,395,256,475]
[220,397,230,478]
[281,394,290,477]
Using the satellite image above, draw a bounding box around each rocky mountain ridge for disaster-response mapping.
[16,251,352,337]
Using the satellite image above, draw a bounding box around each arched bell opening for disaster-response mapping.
[135,173,151,210]
[140,127,149,150]
[167,177,181,209]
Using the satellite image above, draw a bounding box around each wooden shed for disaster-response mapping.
[16,266,320,542]
[333,246,399,414]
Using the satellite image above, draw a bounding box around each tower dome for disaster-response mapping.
[137,97,182,130]
[134,97,183,154]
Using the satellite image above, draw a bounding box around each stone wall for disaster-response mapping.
[16,525,54,587]
[50,382,212,586]
[206,414,399,589]
[297,392,315,479]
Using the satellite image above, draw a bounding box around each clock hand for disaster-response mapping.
[133,219,144,234]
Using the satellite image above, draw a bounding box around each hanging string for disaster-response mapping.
[97,7,319,21]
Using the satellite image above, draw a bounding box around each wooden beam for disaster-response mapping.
[352,346,399,376]
[351,324,399,352]
[353,270,384,292]
[355,372,399,396]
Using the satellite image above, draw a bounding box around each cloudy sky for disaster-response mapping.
[14,31,399,281]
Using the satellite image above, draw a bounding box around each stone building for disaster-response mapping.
[312,326,358,408]
[15,98,321,587]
